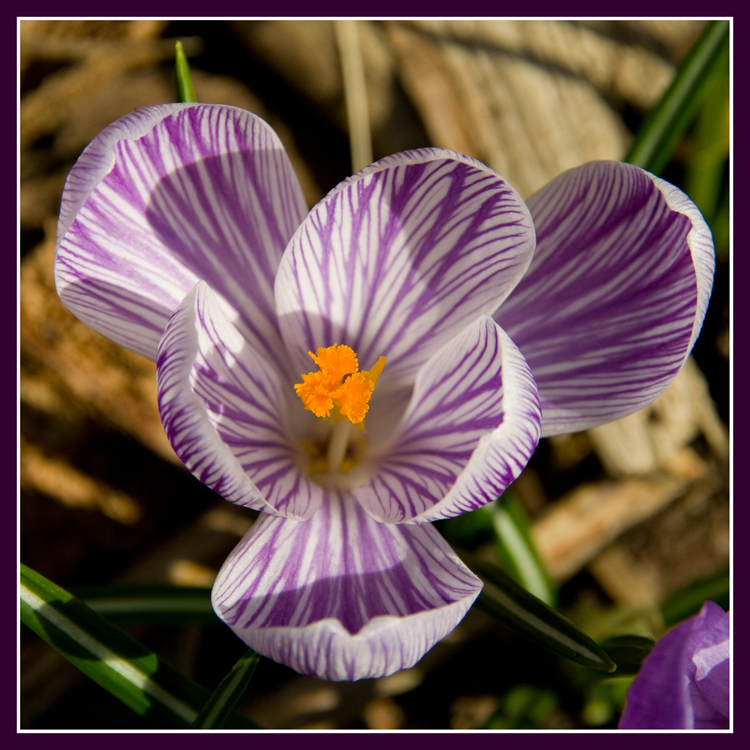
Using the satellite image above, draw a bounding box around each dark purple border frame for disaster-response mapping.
[10,4,743,749]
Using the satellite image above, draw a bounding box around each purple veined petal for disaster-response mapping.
[55,103,307,366]
[494,161,715,436]
[275,149,535,384]
[619,601,729,730]
[353,316,541,523]
[688,601,730,729]
[323,147,503,200]
[157,281,323,520]
[212,493,482,681]
[647,172,715,357]
[57,104,195,239]
[690,652,731,729]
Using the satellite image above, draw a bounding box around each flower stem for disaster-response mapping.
[327,419,354,474]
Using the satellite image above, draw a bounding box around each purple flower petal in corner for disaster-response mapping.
[619,601,730,729]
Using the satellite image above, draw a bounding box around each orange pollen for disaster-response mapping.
[294,344,385,424]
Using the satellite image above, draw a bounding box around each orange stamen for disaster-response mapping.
[294,345,385,425]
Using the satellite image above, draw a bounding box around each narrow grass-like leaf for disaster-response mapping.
[191,649,260,729]
[489,495,556,606]
[598,635,656,676]
[624,19,729,175]
[582,676,634,727]
[435,503,495,547]
[710,196,730,261]
[469,557,616,671]
[485,684,559,729]
[75,585,217,625]
[20,564,258,729]
[685,43,730,222]
[175,40,197,103]
[660,569,730,627]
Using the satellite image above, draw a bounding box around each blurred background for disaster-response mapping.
[20,19,729,729]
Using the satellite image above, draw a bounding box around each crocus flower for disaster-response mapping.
[619,601,730,729]
[54,103,714,681]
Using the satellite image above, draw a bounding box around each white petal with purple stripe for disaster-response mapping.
[353,316,541,523]
[212,495,482,681]
[494,161,715,435]
[647,172,715,356]
[157,282,323,520]
[55,104,307,366]
[275,150,535,383]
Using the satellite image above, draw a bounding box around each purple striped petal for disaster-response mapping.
[157,281,323,520]
[353,316,540,523]
[212,494,482,681]
[494,161,715,436]
[324,147,506,202]
[275,149,535,383]
[649,173,715,356]
[55,103,307,366]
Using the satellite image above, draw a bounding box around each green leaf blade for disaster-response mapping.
[659,569,730,627]
[20,564,258,729]
[75,584,218,626]
[598,635,656,675]
[624,20,730,176]
[192,649,260,729]
[488,495,557,607]
[471,558,616,672]
[175,40,197,103]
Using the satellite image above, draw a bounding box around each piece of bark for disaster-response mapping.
[588,357,729,477]
[388,19,688,198]
[531,447,709,582]
[229,20,396,135]
[20,22,175,149]
[588,469,728,607]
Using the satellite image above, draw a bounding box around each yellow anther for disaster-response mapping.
[335,372,375,424]
[309,344,358,382]
[294,371,335,418]
[362,356,386,385]
[294,345,385,425]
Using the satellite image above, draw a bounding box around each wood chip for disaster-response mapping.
[531,447,709,582]
[588,357,729,477]
[21,439,142,524]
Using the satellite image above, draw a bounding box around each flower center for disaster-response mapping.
[294,344,385,477]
